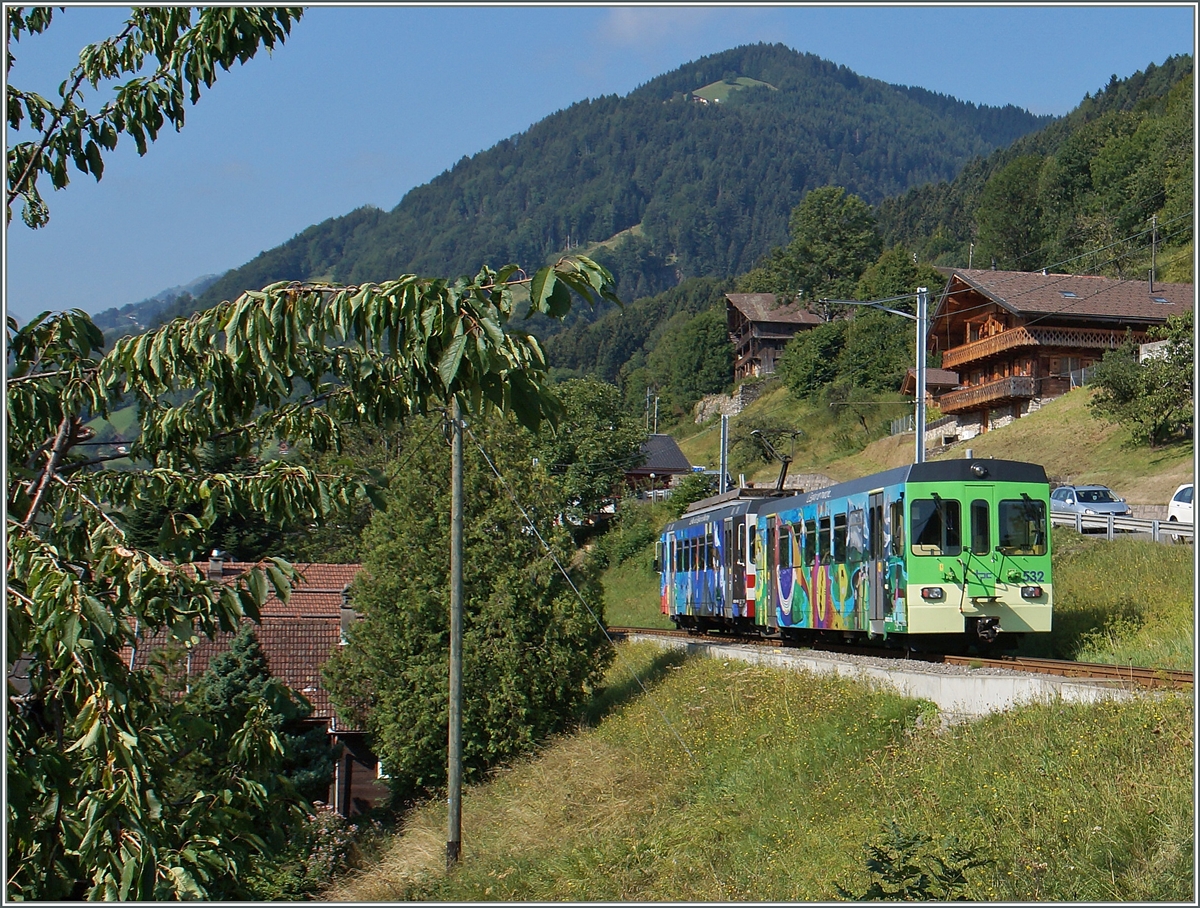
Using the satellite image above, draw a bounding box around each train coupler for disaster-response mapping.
[971,616,1000,643]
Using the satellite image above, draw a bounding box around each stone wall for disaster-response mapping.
[693,380,772,423]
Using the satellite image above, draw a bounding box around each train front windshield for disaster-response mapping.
[998,499,1048,555]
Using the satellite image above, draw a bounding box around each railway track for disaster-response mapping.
[607,626,1193,691]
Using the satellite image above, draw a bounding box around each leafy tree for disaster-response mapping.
[1088,309,1193,447]
[739,185,881,318]
[281,424,402,563]
[776,319,849,398]
[974,154,1045,269]
[6,7,303,227]
[322,413,613,802]
[854,244,948,304]
[878,56,1192,277]
[122,438,292,562]
[837,309,915,395]
[667,471,720,516]
[6,255,617,899]
[727,413,803,476]
[646,306,734,412]
[535,377,647,523]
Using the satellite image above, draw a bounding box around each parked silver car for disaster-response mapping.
[1050,484,1133,518]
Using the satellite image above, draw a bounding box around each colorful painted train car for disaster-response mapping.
[658,458,1052,649]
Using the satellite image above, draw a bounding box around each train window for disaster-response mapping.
[819,516,831,562]
[833,513,848,563]
[910,497,962,556]
[890,497,904,555]
[970,499,990,555]
[804,519,817,567]
[748,524,757,563]
[847,508,865,562]
[999,499,1047,556]
[766,521,776,570]
[779,525,792,569]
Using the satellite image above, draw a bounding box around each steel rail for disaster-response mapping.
[608,627,1193,691]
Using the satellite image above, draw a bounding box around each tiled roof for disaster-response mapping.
[626,434,692,476]
[726,293,825,325]
[939,270,1192,323]
[195,561,361,617]
[126,561,363,724]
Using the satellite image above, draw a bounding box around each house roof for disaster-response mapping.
[127,561,363,723]
[207,561,361,617]
[936,269,1192,324]
[726,293,825,326]
[901,368,960,396]
[626,434,692,477]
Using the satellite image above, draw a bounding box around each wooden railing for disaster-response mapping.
[941,326,1149,370]
[938,375,1036,413]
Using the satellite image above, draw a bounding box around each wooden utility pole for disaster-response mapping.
[446,399,464,870]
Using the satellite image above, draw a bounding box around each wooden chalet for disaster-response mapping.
[726,293,824,380]
[928,269,1191,433]
[126,558,386,818]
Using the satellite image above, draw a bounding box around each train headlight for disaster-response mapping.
[920,587,945,600]
[1021,586,1043,599]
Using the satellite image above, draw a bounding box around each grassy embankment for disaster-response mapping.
[325,641,1193,901]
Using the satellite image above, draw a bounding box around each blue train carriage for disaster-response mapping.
[752,458,1053,650]
[656,493,771,632]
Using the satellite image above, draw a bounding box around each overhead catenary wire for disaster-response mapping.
[465,423,699,766]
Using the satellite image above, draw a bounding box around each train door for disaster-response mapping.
[663,531,675,615]
[965,485,996,598]
[868,491,886,635]
[745,518,758,621]
[765,515,778,623]
[725,517,739,618]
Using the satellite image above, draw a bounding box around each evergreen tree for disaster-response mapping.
[184,625,337,806]
[323,413,613,802]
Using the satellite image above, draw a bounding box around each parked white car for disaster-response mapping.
[1167,483,1193,542]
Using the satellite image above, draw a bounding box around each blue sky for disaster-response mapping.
[5,4,1195,324]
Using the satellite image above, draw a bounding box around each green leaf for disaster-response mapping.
[438,333,468,388]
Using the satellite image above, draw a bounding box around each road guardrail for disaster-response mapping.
[1050,512,1193,543]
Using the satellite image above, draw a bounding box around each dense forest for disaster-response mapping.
[180,43,1048,313]
[877,54,1192,276]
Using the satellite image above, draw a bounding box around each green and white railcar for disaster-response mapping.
[750,458,1052,649]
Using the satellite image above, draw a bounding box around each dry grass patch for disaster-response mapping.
[323,729,675,901]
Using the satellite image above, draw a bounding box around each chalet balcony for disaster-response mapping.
[937,375,1036,414]
[940,326,1149,370]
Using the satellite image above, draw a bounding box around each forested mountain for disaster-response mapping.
[543,55,1191,420]
[877,54,1192,276]
[191,43,1050,311]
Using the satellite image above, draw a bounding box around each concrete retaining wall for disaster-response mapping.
[633,636,1135,724]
